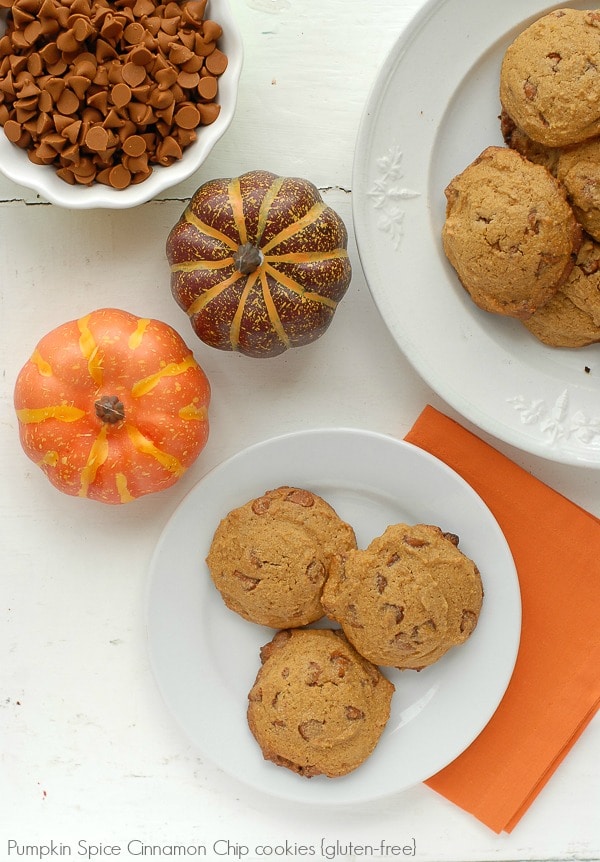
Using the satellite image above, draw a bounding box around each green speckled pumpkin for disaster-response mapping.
[166,170,352,358]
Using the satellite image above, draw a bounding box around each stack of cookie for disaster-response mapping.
[206,486,483,779]
[443,8,600,348]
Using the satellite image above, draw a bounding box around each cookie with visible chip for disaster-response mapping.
[501,109,561,175]
[523,236,600,347]
[247,628,394,778]
[503,113,600,244]
[556,138,600,243]
[206,486,357,628]
[499,9,600,148]
[442,146,582,318]
[321,523,483,671]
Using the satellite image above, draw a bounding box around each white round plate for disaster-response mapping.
[353,0,600,467]
[146,428,521,804]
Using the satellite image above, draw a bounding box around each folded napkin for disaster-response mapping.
[404,405,600,833]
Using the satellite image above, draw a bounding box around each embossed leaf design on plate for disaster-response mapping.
[368,146,420,250]
[508,390,600,446]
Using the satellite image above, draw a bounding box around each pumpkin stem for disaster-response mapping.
[233,242,264,275]
[95,395,125,424]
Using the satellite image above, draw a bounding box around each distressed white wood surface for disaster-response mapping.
[1,1,599,860]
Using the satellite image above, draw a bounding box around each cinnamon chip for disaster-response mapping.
[0,0,228,189]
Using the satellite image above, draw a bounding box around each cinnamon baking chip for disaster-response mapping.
[0,0,227,188]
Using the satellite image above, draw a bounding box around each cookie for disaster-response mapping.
[247,628,394,778]
[442,146,582,318]
[556,138,600,242]
[501,109,561,175]
[206,486,357,628]
[321,524,483,671]
[523,236,600,347]
[499,9,600,147]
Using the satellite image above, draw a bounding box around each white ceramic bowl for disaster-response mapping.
[0,0,243,208]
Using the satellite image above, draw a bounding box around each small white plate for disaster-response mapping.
[146,428,521,804]
[353,0,600,467]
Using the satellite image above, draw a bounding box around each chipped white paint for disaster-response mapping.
[246,0,291,11]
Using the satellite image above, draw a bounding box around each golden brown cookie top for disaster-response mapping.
[321,523,483,670]
[247,628,394,778]
[500,9,600,147]
[523,236,600,347]
[206,486,357,628]
[442,146,582,318]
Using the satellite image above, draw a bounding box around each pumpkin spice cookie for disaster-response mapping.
[556,138,600,243]
[206,486,357,628]
[247,628,394,778]
[503,113,600,244]
[321,524,483,671]
[442,146,582,318]
[499,9,600,148]
[522,236,600,348]
[501,109,561,175]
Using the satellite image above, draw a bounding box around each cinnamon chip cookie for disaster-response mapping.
[503,113,600,244]
[321,524,483,671]
[501,109,560,175]
[499,9,600,147]
[247,628,394,778]
[523,236,600,347]
[556,138,600,242]
[442,146,582,318]
[206,486,357,628]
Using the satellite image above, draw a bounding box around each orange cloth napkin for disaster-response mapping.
[404,405,600,834]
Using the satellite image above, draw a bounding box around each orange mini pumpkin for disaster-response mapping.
[166,170,352,357]
[13,308,210,504]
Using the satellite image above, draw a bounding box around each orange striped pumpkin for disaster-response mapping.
[13,308,210,504]
[166,170,352,358]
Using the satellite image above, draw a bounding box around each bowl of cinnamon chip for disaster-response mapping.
[0,0,242,207]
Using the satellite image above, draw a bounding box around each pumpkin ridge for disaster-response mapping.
[255,176,286,245]
[30,349,53,377]
[130,354,198,398]
[185,210,238,251]
[227,176,248,245]
[261,202,327,254]
[79,424,109,497]
[115,472,135,504]
[265,250,349,265]
[178,403,209,421]
[16,405,87,423]
[171,257,234,274]
[229,271,259,350]
[125,424,184,476]
[260,270,291,349]
[77,314,104,387]
[128,318,151,351]
[187,270,245,316]
[264,262,338,309]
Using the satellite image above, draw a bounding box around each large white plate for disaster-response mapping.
[146,428,521,804]
[353,0,600,467]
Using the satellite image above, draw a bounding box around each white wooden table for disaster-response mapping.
[1,1,599,859]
